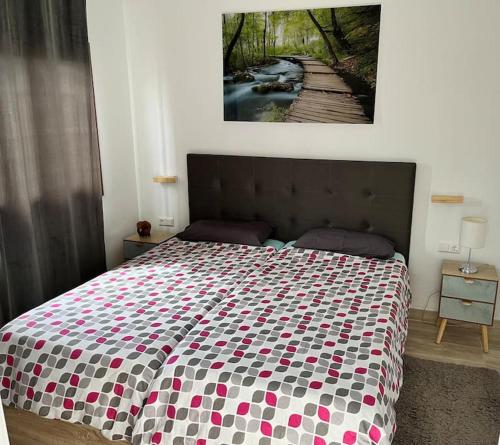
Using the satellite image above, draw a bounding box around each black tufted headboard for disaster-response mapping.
[187,154,416,261]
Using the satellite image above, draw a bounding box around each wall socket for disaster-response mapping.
[159,216,174,227]
[438,241,460,254]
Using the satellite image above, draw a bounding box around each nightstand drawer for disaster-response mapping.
[442,275,497,303]
[123,241,156,260]
[439,297,494,325]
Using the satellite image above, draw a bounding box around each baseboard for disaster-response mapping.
[409,308,438,323]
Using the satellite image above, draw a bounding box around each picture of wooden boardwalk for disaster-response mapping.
[223,6,380,123]
[282,56,371,124]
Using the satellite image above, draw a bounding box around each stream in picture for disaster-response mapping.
[224,59,303,122]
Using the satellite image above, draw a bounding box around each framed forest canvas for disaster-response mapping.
[222,5,381,123]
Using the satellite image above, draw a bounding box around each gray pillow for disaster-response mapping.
[294,227,395,259]
[177,220,272,246]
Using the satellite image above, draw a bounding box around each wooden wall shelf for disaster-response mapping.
[153,176,177,184]
[431,195,464,204]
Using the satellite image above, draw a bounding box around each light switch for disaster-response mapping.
[438,242,449,253]
[159,216,174,227]
[438,241,460,254]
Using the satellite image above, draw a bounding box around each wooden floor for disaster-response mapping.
[406,311,500,370]
[4,406,122,445]
[281,55,370,124]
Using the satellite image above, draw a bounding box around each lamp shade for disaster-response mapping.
[460,217,487,249]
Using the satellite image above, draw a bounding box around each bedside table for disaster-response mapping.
[436,260,498,352]
[123,231,175,261]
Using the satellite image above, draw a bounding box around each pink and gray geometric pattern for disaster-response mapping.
[131,247,411,445]
[0,238,276,441]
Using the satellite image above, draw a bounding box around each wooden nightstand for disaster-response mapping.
[436,260,498,352]
[123,231,175,261]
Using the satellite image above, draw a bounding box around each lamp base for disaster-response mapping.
[459,262,478,274]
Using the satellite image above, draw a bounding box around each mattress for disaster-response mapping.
[131,246,411,445]
[0,238,276,441]
[262,239,286,250]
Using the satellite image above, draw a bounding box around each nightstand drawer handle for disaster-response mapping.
[463,279,475,284]
[461,299,473,306]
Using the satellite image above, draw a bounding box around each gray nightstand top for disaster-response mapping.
[442,260,498,282]
[124,231,176,245]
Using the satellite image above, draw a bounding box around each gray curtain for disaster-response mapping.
[0,0,106,325]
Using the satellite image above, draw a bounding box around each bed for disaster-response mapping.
[1,154,416,445]
[130,155,415,445]
[0,237,276,442]
[131,245,411,445]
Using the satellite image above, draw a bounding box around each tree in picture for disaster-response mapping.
[222,5,381,124]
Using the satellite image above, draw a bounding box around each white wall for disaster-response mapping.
[94,0,500,318]
[121,3,179,230]
[87,0,139,268]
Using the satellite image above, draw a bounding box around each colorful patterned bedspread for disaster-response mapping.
[0,238,275,441]
[131,247,411,445]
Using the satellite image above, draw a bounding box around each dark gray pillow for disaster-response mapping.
[177,220,272,246]
[294,228,395,259]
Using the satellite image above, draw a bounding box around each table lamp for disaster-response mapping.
[459,217,487,274]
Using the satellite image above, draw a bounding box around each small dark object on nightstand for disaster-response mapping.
[136,221,152,237]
